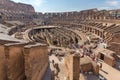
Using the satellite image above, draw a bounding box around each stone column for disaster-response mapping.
[0,44,7,80]
[4,43,27,80]
[65,54,80,80]
[24,43,49,80]
[72,55,80,80]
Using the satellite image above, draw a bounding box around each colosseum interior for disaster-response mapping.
[0,0,120,80]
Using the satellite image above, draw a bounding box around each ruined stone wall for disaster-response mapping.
[65,54,80,80]
[80,57,99,75]
[0,0,35,21]
[0,44,7,80]
[44,8,112,25]
[4,43,26,80]
[104,55,115,67]
[24,44,49,80]
[0,0,35,14]
[108,43,120,55]
[0,42,49,80]
[98,53,115,67]
[91,60,99,75]
[80,63,92,72]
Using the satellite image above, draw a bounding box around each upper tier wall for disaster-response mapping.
[0,0,35,14]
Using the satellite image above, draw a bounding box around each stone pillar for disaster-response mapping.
[0,44,7,80]
[24,43,49,80]
[4,43,27,80]
[65,54,80,80]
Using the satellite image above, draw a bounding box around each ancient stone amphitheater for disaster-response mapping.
[0,0,120,80]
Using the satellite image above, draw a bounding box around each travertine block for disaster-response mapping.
[24,43,49,80]
[4,43,27,80]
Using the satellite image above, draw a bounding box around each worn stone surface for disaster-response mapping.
[0,45,7,80]
[98,52,115,67]
[0,0,35,13]
[4,43,26,80]
[24,44,49,80]
[0,42,49,80]
[65,54,80,80]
